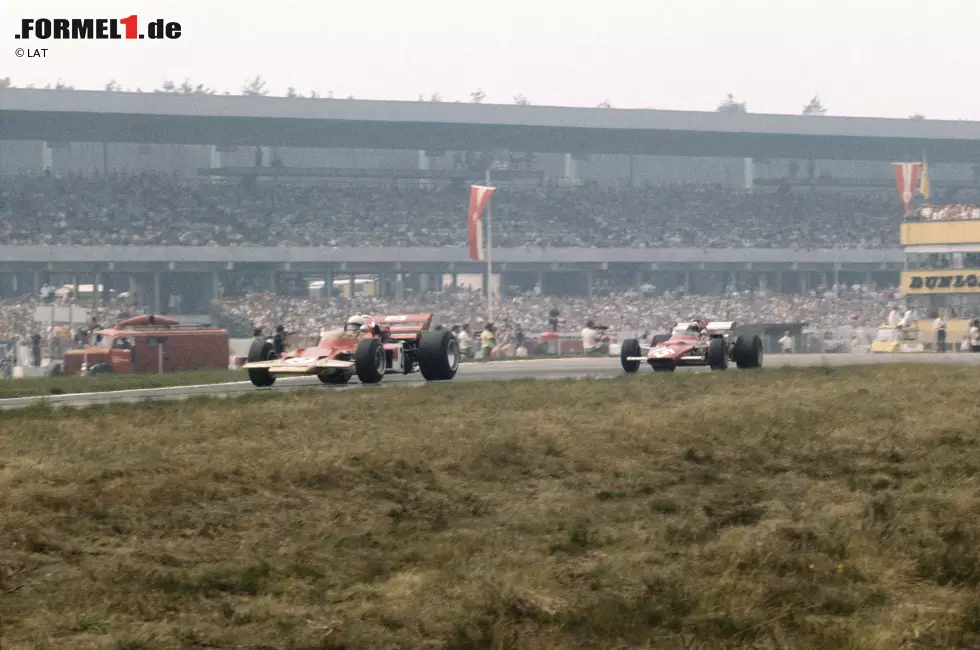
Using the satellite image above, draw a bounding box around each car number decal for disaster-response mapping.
[283,357,317,365]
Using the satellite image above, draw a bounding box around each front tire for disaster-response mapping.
[247,339,278,387]
[620,338,641,373]
[417,330,460,381]
[355,338,386,384]
[707,338,728,371]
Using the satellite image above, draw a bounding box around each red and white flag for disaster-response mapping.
[893,162,922,216]
[467,184,495,261]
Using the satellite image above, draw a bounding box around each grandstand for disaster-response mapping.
[1,87,978,339]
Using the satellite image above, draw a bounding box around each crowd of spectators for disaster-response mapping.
[917,204,980,221]
[0,173,906,249]
[213,283,899,347]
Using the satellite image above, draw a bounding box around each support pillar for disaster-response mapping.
[537,271,545,294]
[212,269,221,300]
[586,271,593,299]
[348,274,356,298]
[269,271,278,295]
[865,271,872,289]
[92,271,102,312]
[800,274,808,296]
[758,273,768,293]
[744,157,754,190]
[451,272,458,289]
[153,271,161,314]
[683,271,692,294]
[72,274,79,300]
[776,272,784,294]
[33,270,40,295]
[396,274,405,299]
[377,271,387,298]
[563,153,578,181]
[323,268,333,301]
[634,269,643,292]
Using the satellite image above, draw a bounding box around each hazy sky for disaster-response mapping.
[4,0,979,120]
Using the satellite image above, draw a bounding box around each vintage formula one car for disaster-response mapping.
[242,313,459,387]
[620,320,763,372]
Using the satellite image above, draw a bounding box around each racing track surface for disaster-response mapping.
[2,352,980,411]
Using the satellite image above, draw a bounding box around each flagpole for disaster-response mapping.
[485,165,492,324]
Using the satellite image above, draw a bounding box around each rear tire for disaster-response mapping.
[707,338,728,371]
[620,338,641,373]
[734,335,764,369]
[317,370,350,385]
[247,339,278,387]
[355,338,386,384]
[87,363,115,376]
[417,330,460,381]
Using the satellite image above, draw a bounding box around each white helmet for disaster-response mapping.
[345,315,365,333]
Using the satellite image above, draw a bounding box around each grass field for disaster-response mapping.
[0,369,245,399]
[3,365,980,649]
[0,355,593,400]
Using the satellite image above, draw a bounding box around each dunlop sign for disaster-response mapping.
[902,270,980,294]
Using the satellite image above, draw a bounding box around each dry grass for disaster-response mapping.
[3,365,980,649]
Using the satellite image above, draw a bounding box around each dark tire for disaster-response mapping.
[47,362,62,377]
[317,370,350,385]
[734,334,764,369]
[707,338,728,371]
[355,337,386,384]
[247,339,278,387]
[87,363,114,376]
[417,330,460,381]
[620,338,641,373]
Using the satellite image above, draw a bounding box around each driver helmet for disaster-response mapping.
[687,322,701,333]
[345,315,366,333]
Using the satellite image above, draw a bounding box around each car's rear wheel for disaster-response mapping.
[733,335,764,369]
[317,369,350,385]
[247,339,278,387]
[417,330,460,381]
[707,338,728,371]
[620,338,641,373]
[355,338,385,384]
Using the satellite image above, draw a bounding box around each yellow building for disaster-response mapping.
[901,209,980,346]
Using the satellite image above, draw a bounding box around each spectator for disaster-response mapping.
[481,323,495,361]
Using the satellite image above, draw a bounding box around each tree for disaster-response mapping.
[241,75,268,96]
[286,87,299,98]
[50,79,73,91]
[910,113,926,120]
[179,79,214,94]
[430,92,442,102]
[155,79,177,93]
[513,93,530,106]
[104,79,121,92]
[310,90,320,99]
[716,93,747,113]
[597,100,612,108]
[470,88,486,103]
[802,94,826,115]
[0,77,13,89]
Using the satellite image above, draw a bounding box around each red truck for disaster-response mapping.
[60,314,230,376]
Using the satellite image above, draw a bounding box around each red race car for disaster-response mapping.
[620,319,763,373]
[242,313,460,387]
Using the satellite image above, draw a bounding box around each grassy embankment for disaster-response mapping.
[0,355,592,400]
[3,365,980,649]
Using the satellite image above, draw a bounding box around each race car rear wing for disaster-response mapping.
[705,321,737,333]
[372,313,433,338]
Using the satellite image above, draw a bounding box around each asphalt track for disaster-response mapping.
[2,352,980,411]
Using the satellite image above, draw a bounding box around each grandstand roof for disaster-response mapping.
[3,88,980,161]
